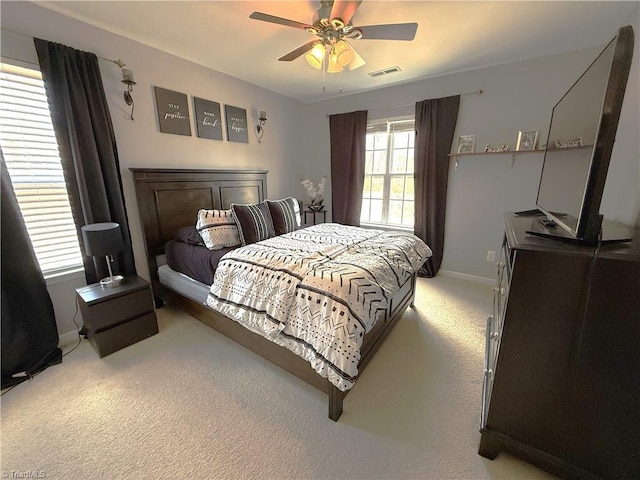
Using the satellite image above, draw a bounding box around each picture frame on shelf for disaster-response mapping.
[516,130,538,151]
[457,135,476,154]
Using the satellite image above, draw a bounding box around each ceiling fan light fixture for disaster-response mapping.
[347,28,363,40]
[249,1,419,77]
[331,17,345,30]
[327,54,344,73]
[333,40,354,67]
[305,43,325,69]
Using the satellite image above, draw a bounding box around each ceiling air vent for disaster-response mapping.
[368,66,402,78]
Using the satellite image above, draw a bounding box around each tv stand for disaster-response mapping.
[526,214,633,245]
[480,212,640,479]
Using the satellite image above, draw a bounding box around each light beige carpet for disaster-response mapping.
[1,275,556,479]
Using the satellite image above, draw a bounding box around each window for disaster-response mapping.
[361,118,415,228]
[0,63,83,277]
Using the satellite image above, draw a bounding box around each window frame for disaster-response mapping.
[0,61,84,279]
[361,116,415,230]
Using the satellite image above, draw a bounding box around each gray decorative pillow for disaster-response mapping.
[230,202,275,245]
[196,209,241,250]
[265,197,301,235]
[176,226,204,246]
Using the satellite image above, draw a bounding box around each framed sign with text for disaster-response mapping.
[224,104,248,143]
[154,87,191,136]
[193,97,223,140]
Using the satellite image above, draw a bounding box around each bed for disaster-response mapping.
[131,168,430,420]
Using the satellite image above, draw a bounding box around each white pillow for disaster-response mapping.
[196,209,241,250]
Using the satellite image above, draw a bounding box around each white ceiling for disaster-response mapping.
[35,1,637,103]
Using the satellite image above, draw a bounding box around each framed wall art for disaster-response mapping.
[224,104,248,143]
[516,130,539,151]
[154,87,191,136]
[193,97,223,141]
[457,135,476,154]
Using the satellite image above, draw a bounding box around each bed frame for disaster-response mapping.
[131,168,416,420]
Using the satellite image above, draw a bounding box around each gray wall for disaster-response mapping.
[303,4,639,280]
[1,2,306,334]
[2,2,638,335]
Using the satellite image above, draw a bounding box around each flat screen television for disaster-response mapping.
[528,25,634,245]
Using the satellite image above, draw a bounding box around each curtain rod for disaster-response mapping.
[369,89,484,113]
[326,89,484,118]
[1,26,125,67]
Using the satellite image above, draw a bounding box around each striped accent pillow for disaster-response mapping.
[230,202,275,246]
[196,209,241,250]
[265,197,301,235]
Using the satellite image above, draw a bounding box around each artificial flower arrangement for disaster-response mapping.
[300,176,327,210]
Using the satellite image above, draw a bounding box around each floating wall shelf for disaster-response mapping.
[448,149,545,169]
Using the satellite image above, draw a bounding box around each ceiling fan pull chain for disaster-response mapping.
[322,52,327,93]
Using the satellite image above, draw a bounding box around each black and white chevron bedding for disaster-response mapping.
[206,223,432,391]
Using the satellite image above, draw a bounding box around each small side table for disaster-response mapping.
[76,276,158,357]
[303,209,327,225]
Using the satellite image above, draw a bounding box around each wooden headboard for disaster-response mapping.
[130,168,268,288]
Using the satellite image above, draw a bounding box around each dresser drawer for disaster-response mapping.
[89,311,158,357]
[82,288,154,332]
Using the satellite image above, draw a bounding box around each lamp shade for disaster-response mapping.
[327,55,344,73]
[333,40,354,67]
[81,222,124,257]
[305,43,325,69]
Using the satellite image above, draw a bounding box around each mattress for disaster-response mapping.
[158,264,210,304]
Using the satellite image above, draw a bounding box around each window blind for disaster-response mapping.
[0,63,83,277]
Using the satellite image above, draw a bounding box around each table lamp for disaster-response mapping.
[81,222,124,288]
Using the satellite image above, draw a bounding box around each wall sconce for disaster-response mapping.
[256,110,267,143]
[81,222,125,288]
[121,68,136,121]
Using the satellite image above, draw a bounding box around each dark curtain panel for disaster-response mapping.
[414,95,460,277]
[1,155,62,389]
[34,38,136,285]
[329,110,367,226]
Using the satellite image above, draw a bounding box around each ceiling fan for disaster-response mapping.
[249,0,418,73]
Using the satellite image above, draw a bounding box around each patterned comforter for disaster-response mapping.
[206,223,432,391]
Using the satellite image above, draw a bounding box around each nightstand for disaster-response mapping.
[303,209,327,225]
[76,276,158,357]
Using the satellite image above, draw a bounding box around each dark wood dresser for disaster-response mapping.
[76,276,159,357]
[479,212,640,479]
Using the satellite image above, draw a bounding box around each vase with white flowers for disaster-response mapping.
[300,176,327,211]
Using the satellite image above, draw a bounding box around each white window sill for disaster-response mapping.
[360,222,414,233]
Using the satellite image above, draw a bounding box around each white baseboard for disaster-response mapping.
[438,269,495,285]
[59,329,82,351]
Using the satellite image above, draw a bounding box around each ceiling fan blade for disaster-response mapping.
[249,12,312,30]
[358,23,418,41]
[278,40,319,62]
[344,41,366,70]
[330,0,363,25]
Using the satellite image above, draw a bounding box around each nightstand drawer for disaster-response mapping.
[90,312,158,357]
[83,288,154,332]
